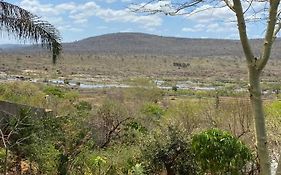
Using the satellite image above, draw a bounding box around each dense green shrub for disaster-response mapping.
[0,108,61,174]
[140,126,197,175]
[191,128,253,174]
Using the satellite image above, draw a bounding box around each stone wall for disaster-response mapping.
[0,100,50,118]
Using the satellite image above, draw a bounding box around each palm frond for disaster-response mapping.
[0,1,62,63]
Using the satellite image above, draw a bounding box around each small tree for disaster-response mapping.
[131,1,281,174]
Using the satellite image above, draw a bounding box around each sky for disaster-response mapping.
[1,0,271,44]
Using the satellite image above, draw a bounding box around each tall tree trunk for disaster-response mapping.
[248,67,271,175]
[232,0,281,173]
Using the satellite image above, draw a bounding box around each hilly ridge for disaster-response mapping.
[2,32,281,58]
[64,32,245,57]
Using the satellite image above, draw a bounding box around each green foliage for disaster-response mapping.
[92,156,107,175]
[0,148,5,172]
[126,77,155,87]
[164,100,206,132]
[128,163,145,175]
[125,87,164,103]
[1,108,62,174]
[172,85,178,91]
[94,99,130,147]
[75,101,92,111]
[8,109,39,157]
[191,128,253,174]
[43,85,65,98]
[28,142,60,174]
[0,82,46,106]
[0,81,262,174]
[76,146,141,175]
[141,102,164,120]
[140,126,197,175]
[265,100,281,149]
[126,121,147,134]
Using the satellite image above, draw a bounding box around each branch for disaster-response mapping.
[130,0,205,16]
[0,129,7,148]
[100,117,130,148]
[243,0,254,14]
[173,0,204,14]
[233,0,255,65]
[258,0,281,71]
[223,0,235,12]
[273,20,281,42]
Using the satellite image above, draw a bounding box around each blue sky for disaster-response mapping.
[2,0,270,44]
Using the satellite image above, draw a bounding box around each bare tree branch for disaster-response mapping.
[233,0,255,65]
[258,0,280,71]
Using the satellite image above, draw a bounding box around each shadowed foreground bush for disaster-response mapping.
[139,127,254,175]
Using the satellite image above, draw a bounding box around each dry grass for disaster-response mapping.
[1,52,281,83]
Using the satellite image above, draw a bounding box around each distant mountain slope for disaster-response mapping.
[64,32,244,57]
[2,32,281,58]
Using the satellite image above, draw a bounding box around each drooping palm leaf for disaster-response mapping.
[0,1,62,63]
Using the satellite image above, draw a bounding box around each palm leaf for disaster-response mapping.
[0,1,62,63]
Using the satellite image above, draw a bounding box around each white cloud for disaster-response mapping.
[55,3,76,12]
[19,0,162,32]
[181,1,266,37]
[183,22,236,34]
[129,0,174,14]
[69,2,162,28]
[96,9,162,27]
[186,4,234,24]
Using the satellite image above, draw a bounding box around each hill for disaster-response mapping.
[2,32,281,58]
[64,33,242,57]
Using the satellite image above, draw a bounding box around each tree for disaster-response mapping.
[131,0,281,174]
[0,1,62,63]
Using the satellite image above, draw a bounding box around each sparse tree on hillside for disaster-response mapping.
[0,1,61,63]
[131,0,281,174]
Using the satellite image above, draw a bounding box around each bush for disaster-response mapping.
[141,102,164,120]
[125,87,164,104]
[75,101,92,111]
[191,128,253,174]
[93,99,130,148]
[172,85,178,91]
[140,126,197,175]
[44,86,65,98]
[0,82,46,107]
